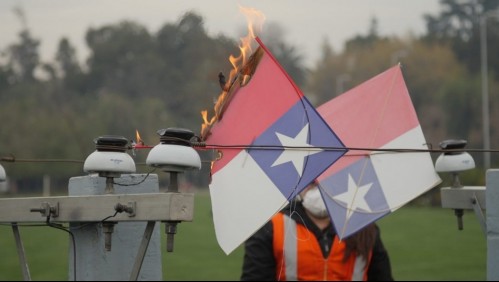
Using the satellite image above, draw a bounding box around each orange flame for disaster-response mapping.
[201,6,266,139]
[136,129,144,145]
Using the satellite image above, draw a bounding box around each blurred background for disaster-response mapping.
[0,0,497,280]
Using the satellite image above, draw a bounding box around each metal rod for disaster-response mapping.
[105,177,115,194]
[102,222,116,251]
[129,221,156,281]
[165,172,179,252]
[12,223,31,281]
[165,222,178,252]
[480,13,491,170]
[169,172,178,193]
[454,209,464,230]
[471,194,487,237]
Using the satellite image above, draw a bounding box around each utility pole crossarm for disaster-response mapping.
[0,193,194,223]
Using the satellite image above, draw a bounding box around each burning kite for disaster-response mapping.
[201,36,347,254]
[200,7,440,254]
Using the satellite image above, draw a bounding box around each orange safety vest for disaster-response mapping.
[272,213,372,281]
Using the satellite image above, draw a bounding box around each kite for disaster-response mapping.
[202,37,347,254]
[316,65,442,239]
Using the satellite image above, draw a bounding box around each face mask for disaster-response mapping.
[302,187,329,219]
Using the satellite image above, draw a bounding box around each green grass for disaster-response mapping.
[0,191,486,281]
[377,207,486,281]
[0,225,69,280]
[162,191,244,281]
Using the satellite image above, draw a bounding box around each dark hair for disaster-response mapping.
[343,224,377,262]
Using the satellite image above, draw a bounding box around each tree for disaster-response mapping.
[423,0,499,75]
[305,39,337,105]
[345,17,387,50]
[85,20,157,97]
[307,32,474,151]
[8,30,40,83]
[7,6,40,83]
[260,22,307,87]
[154,11,237,131]
[0,64,15,94]
[306,17,391,106]
[55,37,81,78]
[54,37,86,94]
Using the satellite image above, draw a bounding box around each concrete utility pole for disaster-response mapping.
[0,129,201,281]
[487,170,499,280]
[436,141,499,280]
[68,174,163,281]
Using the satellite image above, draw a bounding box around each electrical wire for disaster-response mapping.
[195,143,499,154]
[113,168,157,186]
[1,143,498,169]
[0,156,84,163]
[45,215,77,282]
[2,144,499,166]
[65,211,119,231]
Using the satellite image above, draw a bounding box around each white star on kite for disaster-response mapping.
[333,173,373,220]
[271,124,323,176]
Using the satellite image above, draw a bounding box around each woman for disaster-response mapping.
[241,182,394,281]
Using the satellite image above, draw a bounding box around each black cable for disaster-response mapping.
[45,216,77,282]
[2,145,498,169]
[44,211,119,281]
[113,168,156,187]
[66,210,119,231]
[0,156,84,163]
[196,143,499,154]
[0,211,118,229]
[1,211,121,281]
[0,222,48,227]
[2,144,499,166]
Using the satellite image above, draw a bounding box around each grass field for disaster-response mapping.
[0,190,486,281]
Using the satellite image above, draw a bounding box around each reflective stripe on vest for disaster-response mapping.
[283,214,298,280]
[273,213,370,281]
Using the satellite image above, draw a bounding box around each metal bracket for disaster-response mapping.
[440,186,486,232]
[441,186,486,210]
[12,223,31,281]
[471,193,487,237]
[1,192,194,281]
[0,193,193,223]
[114,201,136,217]
[129,221,156,281]
[29,202,59,218]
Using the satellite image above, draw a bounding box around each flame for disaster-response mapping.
[201,6,266,139]
[136,129,144,145]
[201,110,210,136]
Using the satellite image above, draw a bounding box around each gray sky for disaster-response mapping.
[0,0,442,68]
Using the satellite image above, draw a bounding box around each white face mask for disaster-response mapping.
[302,186,329,219]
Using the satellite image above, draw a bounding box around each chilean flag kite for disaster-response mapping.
[316,65,442,239]
[204,37,347,254]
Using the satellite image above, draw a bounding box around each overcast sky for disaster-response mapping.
[0,0,442,68]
